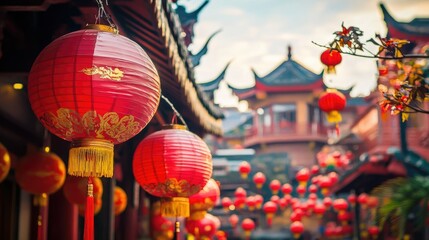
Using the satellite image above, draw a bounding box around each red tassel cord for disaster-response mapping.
[36,193,48,240]
[84,177,94,240]
[175,220,180,240]
[335,123,340,137]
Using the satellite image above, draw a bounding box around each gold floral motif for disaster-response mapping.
[81,65,124,81]
[143,178,203,197]
[39,108,141,143]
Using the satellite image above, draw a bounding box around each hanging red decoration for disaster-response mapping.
[310,165,320,175]
[281,183,293,195]
[358,193,369,209]
[263,201,278,227]
[189,178,220,219]
[295,168,310,187]
[78,198,103,216]
[279,198,288,210]
[28,25,161,178]
[228,214,239,229]
[234,197,246,210]
[367,196,379,209]
[269,179,281,195]
[313,204,326,218]
[368,225,379,238]
[253,172,266,189]
[320,49,342,74]
[238,161,251,179]
[337,211,352,225]
[152,214,174,240]
[296,185,307,197]
[290,221,305,239]
[241,218,255,240]
[234,187,247,199]
[348,193,357,207]
[318,89,347,136]
[63,176,103,206]
[254,194,264,209]
[185,214,217,240]
[113,186,127,216]
[246,196,256,211]
[221,197,232,212]
[323,197,332,208]
[308,184,318,194]
[319,176,333,196]
[133,124,212,217]
[333,198,349,213]
[0,143,11,183]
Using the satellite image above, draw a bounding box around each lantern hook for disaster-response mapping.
[161,94,188,129]
[95,0,117,31]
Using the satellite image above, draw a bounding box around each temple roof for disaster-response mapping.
[175,0,210,46]
[198,61,231,92]
[229,46,323,99]
[189,29,221,67]
[380,3,429,42]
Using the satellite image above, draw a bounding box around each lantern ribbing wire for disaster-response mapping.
[161,94,189,129]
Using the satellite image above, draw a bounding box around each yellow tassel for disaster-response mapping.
[33,193,48,206]
[189,210,207,220]
[68,139,114,177]
[327,111,342,123]
[160,197,190,217]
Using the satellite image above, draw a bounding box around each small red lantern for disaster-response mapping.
[0,143,11,183]
[246,196,256,211]
[269,179,281,195]
[270,195,280,205]
[323,197,332,208]
[368,225,379,238]
[290,211,302,222]
[234,187,247,199]
[328,172,339,185]
[318,89,347,136]
[133,124,212,217]
[263,201,278,227]
[319,176,333,196]
[281,183,293,195]
[238,161,251,179]
[189,178,220,219]
[28,25,161,178]
[290,221,305,239]
[310,165,320,175]
[308,193,318,201]
[333,198,349,213]
[296,168,310,187]
[254,194,264,209]
[338,211,352,225]
[308,184,318,194]
[367,196,379,209]
[221,197,232,211]
[358,193,369,209]
[279,198,288,210]
[313,204,326,218]
[229,214,239,229]
[296,185,306,197]
[348,193,357,207]
[320,49,342,73]
[241,218,255,239]
[185,214,217,240]
[253,172,266,189]
[152,214,174,240]
[234,196,246,210]
[113,186,127,216]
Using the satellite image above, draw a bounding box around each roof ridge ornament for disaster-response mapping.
[287,45,292,60]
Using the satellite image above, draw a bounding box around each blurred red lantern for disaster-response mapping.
[152,214,174,240]
[253,172,266,189]
[241,218,255,239]
[279,198,288,210]
[308,184,318,194]
[328,172,339,185]
[238,161,251,179]
[313,204,326,218]
[333,198,349,213]
[229,214,239,228]
[338,211,352,225]
[290,221,304,239]
[318,89,346,135]
[296,185,306,197]
[307,199,316,211]
[367,196,379,209]
[296,168,310,187]
[269,179,281,195]
[216,230,227,240]
[0,143,11,183]
[133,124,212,217]
[281,183,293,195]
[319,176,333,196]
[113,186,127,216]
[254,194,264,209]
[16,150,66,196]
[310,165,319,175]
[185,214,217,240]
[189,178,220,218]
[358,193,369,208]
[368,225,379,238]
[246,196,256,211]
[320,49,342,73]
[234,197,246,210]
[270,195,280,205]
[308,193,318,201]
[234,187,247,199]
[63,176,103,206]
[290,211,302,222]
[348,193,356,207]
[28,25,160,178]
[221,197,232,211]
[323,197,332,208]
[263,201,278,227]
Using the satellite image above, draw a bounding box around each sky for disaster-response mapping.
[179,0,429,109]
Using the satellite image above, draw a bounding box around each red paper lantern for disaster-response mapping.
[333,199,349,213]
[28,25,161,178]
[308,184,318,194]
[296,168,310,187]
[133,124,212,217]
[308,193,318,201]
[358,193,369,208]
[234,196,246,210]
[310,165,320,175]
[367,196,379,209]
[269,179,281,195]
[279,197,288,210]
[338,211,352,225]
[320,49,342,73]
[368,225,379,237]
[263,201,278,227]
[152,214,174,240]
[228,214,239,228]
[290,211,303,222]
[234,187,247,199]
[319,176,333,196]
[270,195,280,205]
[221,197,232,211]
[318,89,347,135]
[241,218,255,239]
[15,151,66,196]
[290,221,304,239]
[254,194,264,209]
[348,193,357,206]
[63,176,103,206]
[185,214,217,239]
[323,197,332,208]
[238,161,251,179]
[253,172,266,189]
[281,183,293,195]
[246,196,256,211]
[189,178,220,218]
[313,204,326,218]
[0,143,11,182]
[328,172,339,185]
[113,186,127,216]
[296,185,306,197]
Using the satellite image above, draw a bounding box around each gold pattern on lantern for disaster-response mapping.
[40,108,141,143]
[81,65,124,81]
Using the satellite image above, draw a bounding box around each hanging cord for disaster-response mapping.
[94,0,117,30]
[161,94,188,129]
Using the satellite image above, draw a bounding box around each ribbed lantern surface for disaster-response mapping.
[28,25,160,177]
[133,124,212,217]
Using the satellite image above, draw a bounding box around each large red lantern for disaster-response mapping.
[28,25,161,178]
[0,143,11,183]
[189,178,220,219]
[269,179,281,195]
[133,124,212,217]
[253,172,266,189]
[241,218,255,239]
[263,201,278,227]
[238,161,251,179]
[290,221,304,239]
[318,89,347,135]
[320,49,342,74]
[113,186,127,216]
[16,150,66,196]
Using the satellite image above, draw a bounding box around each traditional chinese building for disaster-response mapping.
[0,1,222,240]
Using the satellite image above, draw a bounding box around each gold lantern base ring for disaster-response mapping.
[160,197,190,217]
[69,139,114,178]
